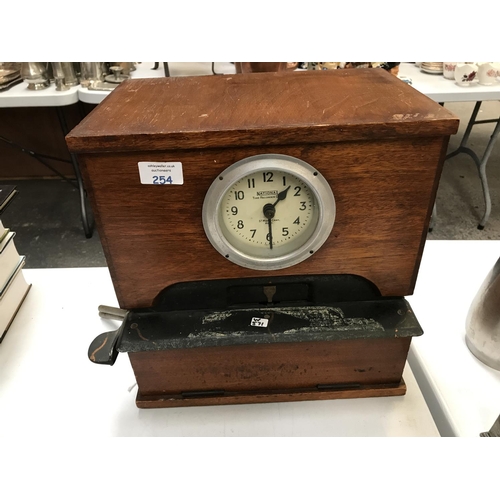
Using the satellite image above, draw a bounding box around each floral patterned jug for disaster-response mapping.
[454,63,478,86]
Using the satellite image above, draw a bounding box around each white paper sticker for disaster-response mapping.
[250,317,269,328]
[138,162,184,185]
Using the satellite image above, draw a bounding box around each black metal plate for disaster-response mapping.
[114,274,421,352]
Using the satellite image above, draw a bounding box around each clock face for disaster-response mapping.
[220,171,318,257]
[202,154,336,270]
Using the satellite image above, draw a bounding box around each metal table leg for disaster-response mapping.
[445,101,500,229]
[430,102,445,232]
[56,107,94,238]
[429,201,437,232]
[477,119,500,229]
[446,101,482,162]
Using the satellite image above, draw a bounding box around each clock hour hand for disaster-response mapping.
[273,185,291,207]
[263,203,276,250]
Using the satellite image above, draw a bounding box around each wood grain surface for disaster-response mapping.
[129,337,411,400]
[66,69,458,153]
[128,337,411,390]
[78,136,448,309]
[135,381,407,408]
[66,69,458,309]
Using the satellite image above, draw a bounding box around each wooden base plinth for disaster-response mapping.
[135,380,406,408]
[128,336,412,409]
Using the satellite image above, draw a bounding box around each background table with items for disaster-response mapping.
[3,62,499,234]
[80,62,500,230]
[399,63,500,229]
[0,81,91,237]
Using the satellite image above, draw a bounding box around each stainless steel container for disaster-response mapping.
[465,256,500,370]
[109,62,136,76]
[21,62,49,90]
[79,62,104,87]
[51,62,79,87]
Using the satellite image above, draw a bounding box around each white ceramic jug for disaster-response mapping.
[478,62,499,85]
[454,62,478,86]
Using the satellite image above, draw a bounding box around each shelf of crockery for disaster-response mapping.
[399,62,500,103]
[75,62,500,106]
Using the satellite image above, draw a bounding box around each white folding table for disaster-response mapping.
[0,78,92,237]
[399,63,500,229]
[408,240,500,437]
[0,267,439,437]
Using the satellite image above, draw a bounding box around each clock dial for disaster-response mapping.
[202,154,336,271]
[220,171,318,258]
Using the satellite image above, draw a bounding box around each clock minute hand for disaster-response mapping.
[263,186,290,250]
[263,203,276,250]
[263,187,290,250]
[267,218,273,250]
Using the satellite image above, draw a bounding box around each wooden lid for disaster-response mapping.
[66,69,459,153]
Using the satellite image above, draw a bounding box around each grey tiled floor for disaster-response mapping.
[1,179,106,268]
[1,101,499,268]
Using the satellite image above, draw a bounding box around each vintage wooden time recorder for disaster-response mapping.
[66,69,458,408]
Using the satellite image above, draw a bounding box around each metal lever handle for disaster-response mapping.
[89,306,130,365]
[88,329,121,365]
[98,305,128,320]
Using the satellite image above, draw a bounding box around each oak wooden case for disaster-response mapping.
[131,337,411,408]
[68,69,458,408]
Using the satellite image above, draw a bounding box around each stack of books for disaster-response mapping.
[0,185,31,343]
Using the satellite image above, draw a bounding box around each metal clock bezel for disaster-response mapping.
[202,154,336,271]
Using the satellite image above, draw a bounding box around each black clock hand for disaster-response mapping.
[267,217,273,250]
[273,186,291,207]
[263,187,290,250]
[263,203,276,250]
